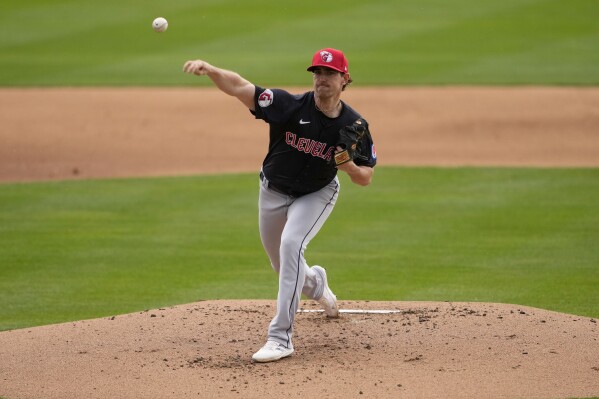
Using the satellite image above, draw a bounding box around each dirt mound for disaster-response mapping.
[1,300,598,399]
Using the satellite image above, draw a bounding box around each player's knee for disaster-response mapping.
[279,236,304,258]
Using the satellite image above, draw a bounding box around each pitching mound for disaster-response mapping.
[1,300,598,398]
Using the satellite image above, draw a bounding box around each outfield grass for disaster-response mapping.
[1,167,598,331]
[1,0,598,86]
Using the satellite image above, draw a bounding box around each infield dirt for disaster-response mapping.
[0,87,598,399]
[1,87,598,182]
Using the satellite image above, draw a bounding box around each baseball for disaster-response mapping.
[152,17,168,33]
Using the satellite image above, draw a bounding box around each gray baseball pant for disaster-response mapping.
[258,173,340,348]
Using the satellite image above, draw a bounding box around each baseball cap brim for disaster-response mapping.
[307,64,346,73]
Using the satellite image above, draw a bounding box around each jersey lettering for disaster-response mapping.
[311,142,324,157]
[285,131,297,148]
[285,131,333,161]
[297,137,308,152]
[324,147,335,161]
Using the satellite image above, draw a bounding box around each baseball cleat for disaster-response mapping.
[313,265,339,318]
[252,340,294,363]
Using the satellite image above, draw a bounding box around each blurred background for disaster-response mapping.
[1,0,598,86]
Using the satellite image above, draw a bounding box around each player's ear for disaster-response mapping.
[341,73,351,90]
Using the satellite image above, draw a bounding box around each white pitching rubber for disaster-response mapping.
[298,309,402,314]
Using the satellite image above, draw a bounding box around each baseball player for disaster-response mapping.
[183,48,377,363]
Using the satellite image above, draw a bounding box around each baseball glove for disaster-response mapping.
[333,118,368,166]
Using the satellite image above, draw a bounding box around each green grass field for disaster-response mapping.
[1,0,598,86]
[1,168,598,331]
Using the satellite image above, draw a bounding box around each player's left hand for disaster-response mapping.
[333,118,367,166]
[334,153,355,171]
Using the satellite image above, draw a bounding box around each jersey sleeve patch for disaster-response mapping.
[258,89,274,108]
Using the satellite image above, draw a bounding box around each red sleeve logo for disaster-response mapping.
[258,89,274,108]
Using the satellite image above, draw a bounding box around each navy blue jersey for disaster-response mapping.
[251,86,376,196]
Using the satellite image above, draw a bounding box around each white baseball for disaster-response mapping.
[152,17,168,33]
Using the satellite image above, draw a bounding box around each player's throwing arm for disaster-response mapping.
[183,60,255,109]
[183,60,212,76]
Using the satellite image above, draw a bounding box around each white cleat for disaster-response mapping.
[313,265,339,318]
[252,340,294,363]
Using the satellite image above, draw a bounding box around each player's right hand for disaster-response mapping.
[183,60,212,76]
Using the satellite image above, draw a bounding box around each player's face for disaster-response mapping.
[312,67,347,97]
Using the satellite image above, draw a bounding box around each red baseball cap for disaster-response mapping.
[307,48,349,74]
